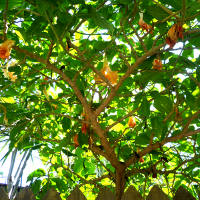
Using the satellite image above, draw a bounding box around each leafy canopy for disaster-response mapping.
[0,0,200,199]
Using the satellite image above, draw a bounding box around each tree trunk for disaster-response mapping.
[115,167,126,200]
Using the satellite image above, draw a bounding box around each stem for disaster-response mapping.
[3,0,9,40]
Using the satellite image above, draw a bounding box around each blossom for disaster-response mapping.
[2,68,17,82]
[0,40,15,59]
[138,13,153,34]
[152,59,162,70]
[8,72,17,82]
[81,123,87,135]
[137,149,144,163]
[41,77,49,85]
[81,111,89,135]
[166,23,183,48]
[73,134,79,148]
[95,58,118,85]
[128,116,136,128]
[139,157,144,163]
[2,68,9,78]
[4,115,8,125]
[104,70,118,85]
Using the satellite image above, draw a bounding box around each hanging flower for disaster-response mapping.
[81,123,87,135]
[2,68,17,82]
[166,23,183,48]
[0,105,8,125]
[105,70,118,85]
[41,77,49,85]
[73,134,79,148]
[2,68,9,78]
[0,40,15,59]
[152,59,162,70]
[175,107,182,121]
[95,58,118,86]
[128,116,136,128]
[81,111,89,135]
[8,72,17,82]
[138,13,153,34]
[137,149,144,163]
[139,157,144,163]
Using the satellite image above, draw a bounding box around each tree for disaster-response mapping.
[0,0,200,199]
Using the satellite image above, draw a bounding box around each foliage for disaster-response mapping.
[0,0,200,199]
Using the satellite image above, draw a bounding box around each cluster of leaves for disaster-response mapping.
[0,0,200,199]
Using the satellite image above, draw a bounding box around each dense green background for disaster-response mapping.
[0,0,200,199]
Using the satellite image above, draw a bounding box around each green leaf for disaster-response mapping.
[138,97,150,117]
[119,145,132,160]
[91,10,114,33]
[158,0,182,10]
[27,168,46,182]
[78,132,88,146]
[154,95,173,113]
[0,0,22,9]
[62,148,76,157]
[135,132,150,145]
[147,5,169,20]
[73,158,84,173]
[31,179,42,194]
[115,0,133,5]
[62,117,71,132]
[151,117,163,136]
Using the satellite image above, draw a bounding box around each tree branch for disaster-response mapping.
[126,128,200,167]
[94,43,165,116]
[13,45,120,169]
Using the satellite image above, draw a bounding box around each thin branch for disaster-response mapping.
[152,0,180,19]
[185,11,200,21]
[71,0,108,34]
[3,0,9,40]
[182,0,186,23]
[46,41,54,64]
[94,43,165,117]
[126,128,200,167]
[106,108,139,131]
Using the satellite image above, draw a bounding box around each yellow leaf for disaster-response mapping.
[15,30,28,45]
[0,97,15,103]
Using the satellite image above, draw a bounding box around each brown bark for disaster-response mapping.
[115,164,126,200]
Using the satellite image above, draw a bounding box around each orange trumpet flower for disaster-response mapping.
[138,13,153,34]
[152,59,162,70]
[128,116,136,128]
[166,23,183,48]
[73,134,79,148]
[0,40,15,59]
[95,58,118,85]
[81,123,87,135]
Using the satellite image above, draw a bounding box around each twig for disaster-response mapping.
[152,0,180,19]
[185,11,200,21]
[94,43,165,117]
[3,0,9,40]
[182,0,186,23]
[126,128,200,167]
[106,108,139,131]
